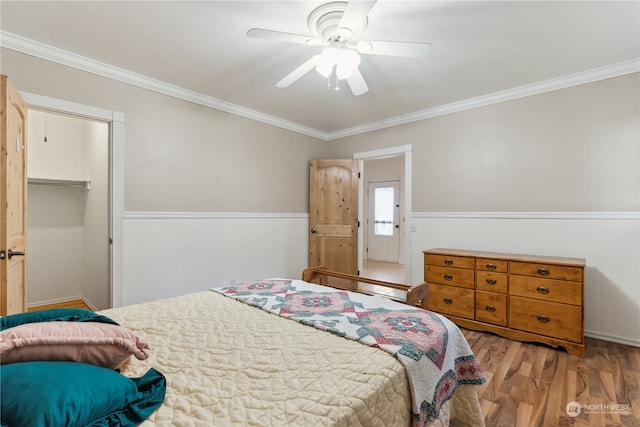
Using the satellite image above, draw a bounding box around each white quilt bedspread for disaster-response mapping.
[101,289,484,426]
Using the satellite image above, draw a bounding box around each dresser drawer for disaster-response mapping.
[476,272,508,293]
[425,254,474,269]
[476,258,508,273]
[427,284,474,319]
[425,265,475,288]
[509,261,583,282]
[510,275,582,305]
[475,291,507,326]
[509,296,582,343]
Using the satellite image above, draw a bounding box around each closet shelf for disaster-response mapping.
[28,178,91,190]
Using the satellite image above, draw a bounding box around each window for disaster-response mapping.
[373,186,394,236]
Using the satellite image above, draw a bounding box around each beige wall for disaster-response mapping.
[328,74,640,213]
[2,48,329,213]
[6,48,637,215]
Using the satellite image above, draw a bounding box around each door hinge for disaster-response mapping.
[357,221,360,228]
[358,172,361,178]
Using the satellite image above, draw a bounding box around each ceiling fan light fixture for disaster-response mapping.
[315,47,339,77]
[336,49,361,80]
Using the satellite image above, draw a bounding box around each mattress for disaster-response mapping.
[101,282,485,426]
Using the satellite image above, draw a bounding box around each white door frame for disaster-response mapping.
[354,145,412,284]
[21,92,124,308]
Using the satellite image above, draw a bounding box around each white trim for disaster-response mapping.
[327,59,640,140]
[354,145,412,283]
[2,31,324,141]
[413,211,640,220]
[585,330,640,349]
[22,92,125,308]
[21,92,118,122]
[3,31,638,141]
[124,211,309,220]
[353,144,412,160]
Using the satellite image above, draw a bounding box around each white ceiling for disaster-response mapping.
[1,1,638,139]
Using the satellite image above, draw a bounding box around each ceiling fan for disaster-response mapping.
[247,1,432,96]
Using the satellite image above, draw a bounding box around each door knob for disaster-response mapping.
[8,249,25,259]
[310,228,317,234]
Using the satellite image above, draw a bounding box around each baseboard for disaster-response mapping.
[28,295,96,311]
[585,330,640,349]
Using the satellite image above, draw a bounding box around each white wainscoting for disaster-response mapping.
[122,212,309,306]
[410,212,640,347]
[123,211,639,347]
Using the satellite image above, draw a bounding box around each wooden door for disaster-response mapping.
[309,159,359,287]
[1,75,28,315]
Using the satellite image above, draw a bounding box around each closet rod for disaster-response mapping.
[28,178,91,190]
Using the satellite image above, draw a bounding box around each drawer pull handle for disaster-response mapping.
[536,316,550,323]
[536,286,550,295]
[537,268,550,276]
[443,298,453,304]
[444,259,453,266]
[485,305,496,313]
[443,274,453,281]
[486,263,497,271]
[486,279,497,285]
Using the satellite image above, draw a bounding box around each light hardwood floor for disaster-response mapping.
[28,299,92,312]
[362,259,405,282]
[463,328,640,427]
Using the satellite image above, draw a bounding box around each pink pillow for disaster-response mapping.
[0,321,150,369]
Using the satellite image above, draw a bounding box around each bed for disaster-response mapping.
[1,268,485,427]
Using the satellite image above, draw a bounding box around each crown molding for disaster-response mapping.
[2,30,638,142]
[0,31,325,140]
[327,58,640,140]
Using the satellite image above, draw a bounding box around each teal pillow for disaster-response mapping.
[0,361,166,427]
[1,308,118,331]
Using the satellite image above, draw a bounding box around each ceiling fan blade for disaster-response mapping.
[346,68,368,96]
[338,0,377,38]
[276,55,320,88]
[356,40,432,57]
[247,28,318,46]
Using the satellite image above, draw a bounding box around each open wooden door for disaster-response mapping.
[1,75,28,315]
[309,159,359,288]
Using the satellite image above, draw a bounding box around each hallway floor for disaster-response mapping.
[362,259,405,283]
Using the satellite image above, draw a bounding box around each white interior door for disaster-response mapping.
[367,180,400,263]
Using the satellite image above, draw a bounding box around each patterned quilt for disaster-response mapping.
[212,279,485,426]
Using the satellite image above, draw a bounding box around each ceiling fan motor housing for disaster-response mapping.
[308,1,368,42]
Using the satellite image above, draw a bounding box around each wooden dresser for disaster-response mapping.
[424,248,585,356]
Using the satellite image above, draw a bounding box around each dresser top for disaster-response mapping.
[423,248,586,267]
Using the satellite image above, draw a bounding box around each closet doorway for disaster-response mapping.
[27,109,110,310]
